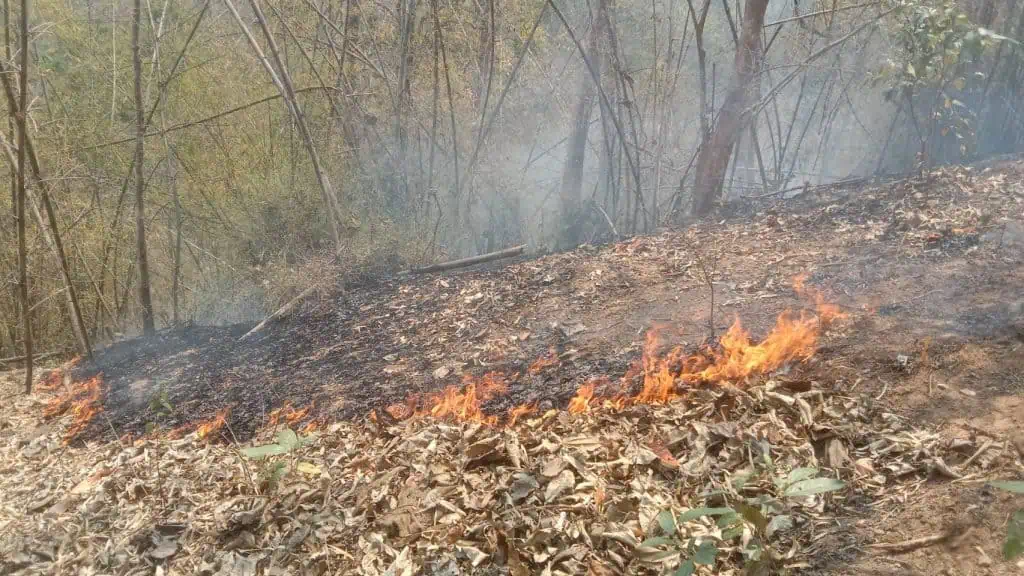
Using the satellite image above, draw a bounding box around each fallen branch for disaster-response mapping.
[868,532,950,553]
[0,351,59,366]
[239,286,317,342]
[406,245,527,275]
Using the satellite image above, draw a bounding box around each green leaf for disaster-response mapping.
[674,559,695,576]
[677,507,734,523]
[766,515,794,538]
[277,428,300,450]
[784,477,846,497]
[737,503,768,534]
[717,511,742,529]
[1005,510,1024,560]
[241,443,288,459]
[692,542,718,565]
[656,510,677,536]
[992,481,1024,494]
[953,77,966,90]
[784,467,819,486]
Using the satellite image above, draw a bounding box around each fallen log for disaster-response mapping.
[407,245,526,275]
[239,286,317,342]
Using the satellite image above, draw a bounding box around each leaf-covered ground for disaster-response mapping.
[2,159,1024,575]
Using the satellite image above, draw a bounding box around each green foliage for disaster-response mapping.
[648,453,845,574]
[992,481,1024,560]
[877,0,1017,158]
[240,428,317,460]
[148,383,174,419]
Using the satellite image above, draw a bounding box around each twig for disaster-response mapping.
[868,533,950,553]
[592,202,620,240]
[874,378,889,400]
[958,439,994,472]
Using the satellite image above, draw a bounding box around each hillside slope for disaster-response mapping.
[2,160,1023,575]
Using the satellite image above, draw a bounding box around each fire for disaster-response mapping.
[63,375,104,443]
[792,273,847,326]
[567,275,848,414]
[681,313,817,383]
[421,372,507,425]
[507,404,536,426]
[42,374,104,443]
[38,369,64,391]
[529,348,559,374]
[567,382,596,414]
[268,402,311,426]
[196,407,231,440]
[635,332,685,404]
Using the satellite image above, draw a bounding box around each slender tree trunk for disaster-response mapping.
[132,0,155,335]
[690,0,769,215]
[16,0,30,392]
[225,0,347,248]
[0,68,93,361]
[559,0,607,249]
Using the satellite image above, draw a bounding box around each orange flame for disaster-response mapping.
[196,407,231,440]
[268,402,311,427]
[38,369,64,391]
[42,374,104,443]
[792,274,847,326]
[567,276,848,413]
[567,382,596,414]
[63,375,104,443]
[529,348,560,374]
[420,372,507,425]
[507,404,536,426]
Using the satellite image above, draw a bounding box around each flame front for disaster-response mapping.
[569,276,848,412]
[382,274,846,424]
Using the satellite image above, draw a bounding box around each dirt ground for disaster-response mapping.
[3,160,1024,574]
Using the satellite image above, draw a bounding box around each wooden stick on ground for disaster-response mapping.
[239,286,317,342]
[407,245,526,275]
[0,351,59,366]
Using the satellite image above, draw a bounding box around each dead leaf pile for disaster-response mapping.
[2,370,1018,575]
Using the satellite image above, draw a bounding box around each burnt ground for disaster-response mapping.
[58,159,1024,573]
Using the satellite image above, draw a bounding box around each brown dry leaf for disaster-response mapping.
[545,470,576,503]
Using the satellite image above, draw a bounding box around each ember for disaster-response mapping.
[528,348,559,374]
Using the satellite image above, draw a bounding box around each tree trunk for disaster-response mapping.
[0,67,93,362]
[559,0,607,249]
[132,0,155,335]
[225,0,347,249]
[690,0,769,216]
[16,0,31,392]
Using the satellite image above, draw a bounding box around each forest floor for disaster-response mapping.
[2,159,1024,575]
